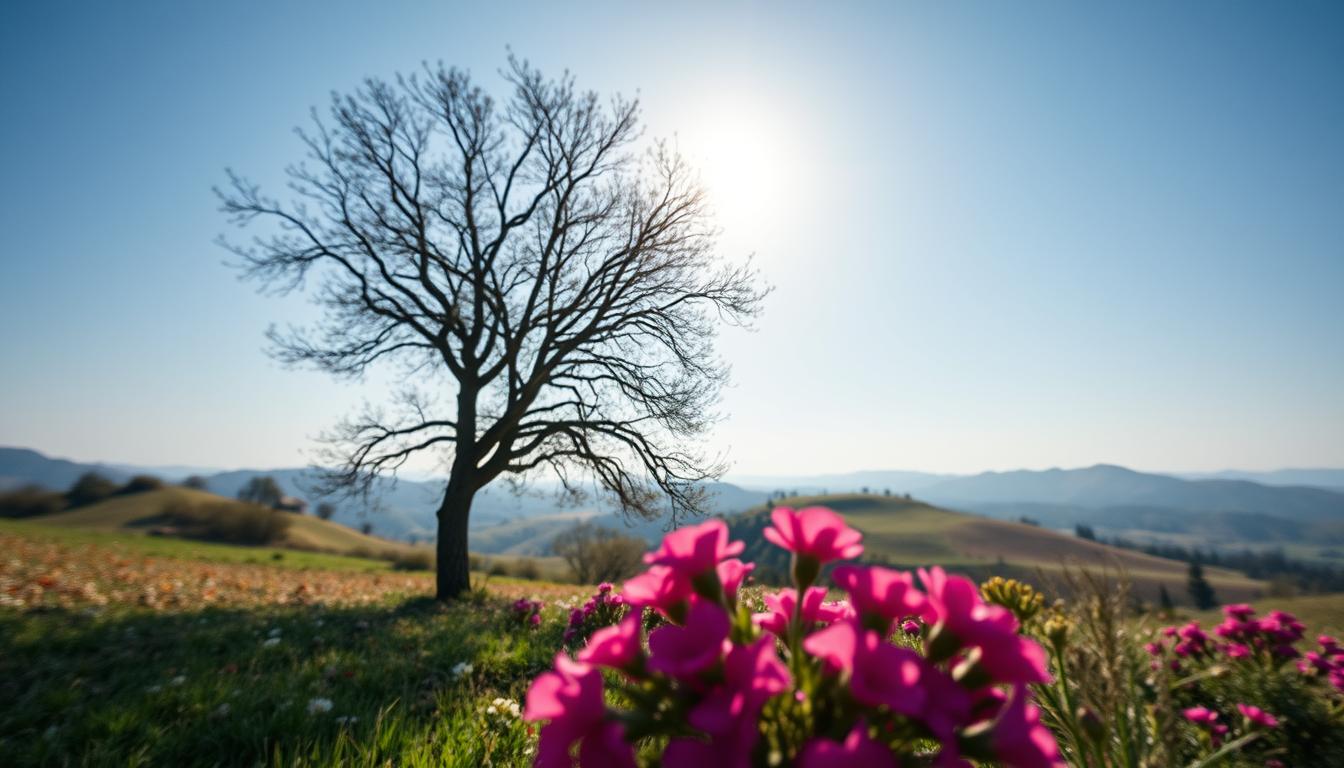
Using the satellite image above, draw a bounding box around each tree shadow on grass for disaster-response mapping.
[0,595,558,767]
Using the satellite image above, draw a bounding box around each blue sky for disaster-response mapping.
[1,1,1341,475]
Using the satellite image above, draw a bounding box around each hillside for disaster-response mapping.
[36,487,426,560]
[728,494,1264,606]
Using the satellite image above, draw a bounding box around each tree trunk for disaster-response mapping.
[435,481,474,601]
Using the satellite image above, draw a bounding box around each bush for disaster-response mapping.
[65,472,118,507]
[510,558,541,581]
[117,474,164,495]
[159,500,292,545]
[0,485,67,518]
[551,521,647,584]
[181,475,209,490]
[390,550,434,571]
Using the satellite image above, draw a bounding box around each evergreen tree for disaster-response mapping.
[1158,584,1174,612]
[1187,560,1217,610]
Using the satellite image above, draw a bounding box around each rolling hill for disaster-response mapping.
[34,487,426,560]
[728,494,1265,606]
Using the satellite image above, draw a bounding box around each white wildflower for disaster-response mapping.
[451,661,473,678]
[335,715,358,725]
[169,675,186,687]
[306,697,334,715]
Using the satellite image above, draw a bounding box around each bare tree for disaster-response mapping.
[551,521,649,585]
[217,58,766,599]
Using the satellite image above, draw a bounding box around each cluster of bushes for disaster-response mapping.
[0,486,67,518]
[0,471,175,519]
[158,499,292,545]
[465,553,544,580]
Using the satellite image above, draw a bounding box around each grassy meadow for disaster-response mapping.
[0,522,585,767]
[4,494,1343,766]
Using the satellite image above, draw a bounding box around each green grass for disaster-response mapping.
[0,518,402,573]
[0,598,557,766]
[0,523,587,767]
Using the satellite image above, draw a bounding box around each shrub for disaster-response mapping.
[65,472,118,507]
[117,474,164,495]
[159,500,292,545]
[390,550,434,571]
[181,475,209,490]
[551,521,647,584]
[510,558,541,581]
[0,485,67,518]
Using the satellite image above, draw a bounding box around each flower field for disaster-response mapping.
[2,515,1343,766]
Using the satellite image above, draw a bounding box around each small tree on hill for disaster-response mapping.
[238,476,283,508]
[315,502,336,521]
[1075,524,1096,541]
[1187,559,1217,610]
[552,521,648,584]
[182,475,209,491]
[66,472,118,508]
[1158,584,1175,613]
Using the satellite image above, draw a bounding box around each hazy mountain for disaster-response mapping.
[920,464,1344,524]
[0,447,768,543]
[1179,468,1344,491]
[0,447,130,491]
[725,469,952,495]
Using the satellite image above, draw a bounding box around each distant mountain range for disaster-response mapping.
[0,447,771,545]
[5,447,1343,551]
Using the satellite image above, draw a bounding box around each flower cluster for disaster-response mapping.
[562,582,627,648]
[1298,633,1344,693]
[1147,604,1311,671]
[523,507,1064,767]
[512,598,544,629]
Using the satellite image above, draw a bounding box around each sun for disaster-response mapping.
[682,98,794,227]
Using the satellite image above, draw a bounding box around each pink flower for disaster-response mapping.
[1224,643,1251,660]
[902,619,921,635]
[622,565,693,618]
[763,506,864,562]
[716,558,755,599]
[524,654,635,768]
[689,637,791,736]
[1237,703,1279,728]
[798,722,897,767]
[648,599,731,679]
[804,621,927,717]
[643,518,744,577]
[991,686,1065,768]
[1183,706,1219,726]
[753,587,828,637]
[919,567,1050,685]
[578,611,643,670]
[832,564,929,631]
